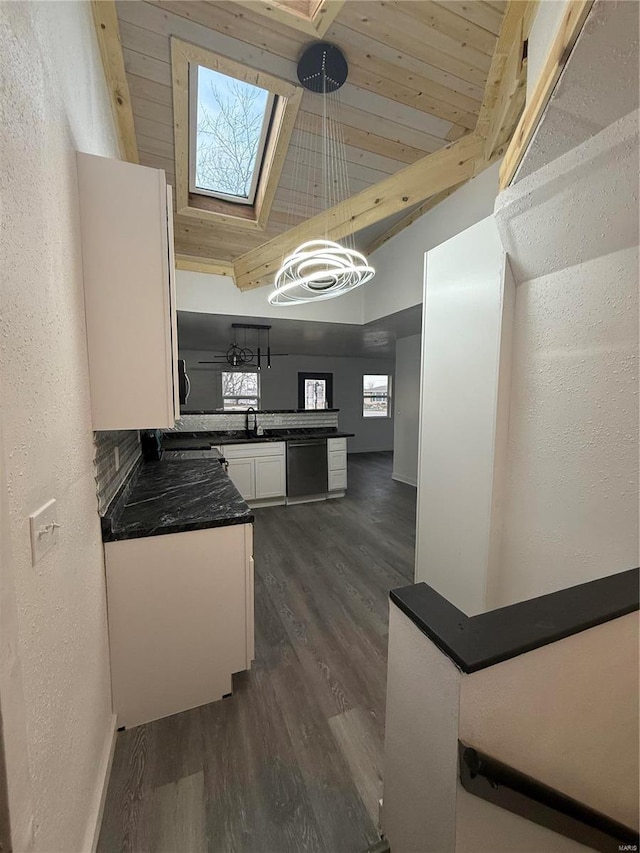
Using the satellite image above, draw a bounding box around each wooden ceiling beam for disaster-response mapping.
[364,182,467,256]
[230,0,542,289]
[91,1,139,163]
[233,132,485,290]
[475,0,537,162]
[499,0,594,189]
[175,255,236,279]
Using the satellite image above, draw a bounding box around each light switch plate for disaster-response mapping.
[29,499,59,565]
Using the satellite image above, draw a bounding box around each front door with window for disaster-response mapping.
[298,373,333,410]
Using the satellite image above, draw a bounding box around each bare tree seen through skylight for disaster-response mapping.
[195,67,270,199]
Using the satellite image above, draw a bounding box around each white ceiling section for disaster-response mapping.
[177,304,422,359]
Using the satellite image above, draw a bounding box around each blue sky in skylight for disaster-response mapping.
[195,66,270,199]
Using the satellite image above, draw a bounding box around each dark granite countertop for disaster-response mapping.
[102,457,253,543]
[162,429,355,449]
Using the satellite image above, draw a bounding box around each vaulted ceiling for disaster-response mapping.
[113,1,503,254]
[96,0,594,289]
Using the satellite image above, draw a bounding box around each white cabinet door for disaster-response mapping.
[255,456,286,499]
[227,458,256,500]
[77,153,177,430]
[105,524,251,728]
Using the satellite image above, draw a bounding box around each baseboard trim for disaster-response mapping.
[88,713,118,853]
[392,472,417,488]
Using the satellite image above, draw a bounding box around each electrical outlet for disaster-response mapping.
[114,446,120,471]
[29,499,60,565]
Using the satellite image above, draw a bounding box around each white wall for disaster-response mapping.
[392,335,421,487]
[494,110,639,606]
[383,602,639,852]
[181,349,395,453]
[177,268,365,324]
[383,605,460,853]
[496,246,639,604]
[415,217,513,615]
[459,611,639,830]
[0,3,117,850]
[364,163,501,324]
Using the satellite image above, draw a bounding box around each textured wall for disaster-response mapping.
[0,3,118,850]
[496,246,639,604]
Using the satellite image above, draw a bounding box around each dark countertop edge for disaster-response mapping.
[102,511,254,543]
[162,430,355,447]
[390,567,640,674]
[180,409,340,414]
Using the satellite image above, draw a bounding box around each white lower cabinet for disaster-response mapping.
[227,457,256,500]
[105,523,254,729]
[328,437,348,492]
[255,455,286,498]
[225,442,286,502]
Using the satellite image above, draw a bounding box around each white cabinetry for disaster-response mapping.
[328,437,348,492]
[77,153,178,430]
[224,442,286,502]
[105,523,254,729]
[255,456,286,499]
[227,457,256,500]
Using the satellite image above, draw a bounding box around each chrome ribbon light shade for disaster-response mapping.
[269,240,375,305]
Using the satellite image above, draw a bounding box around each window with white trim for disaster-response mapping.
[362,374,391,418]
[222,371,260,411]
[190,65,276,205]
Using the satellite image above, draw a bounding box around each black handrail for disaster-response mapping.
[459,742,639,853]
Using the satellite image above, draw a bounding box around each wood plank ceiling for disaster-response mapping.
[115,0,507,265]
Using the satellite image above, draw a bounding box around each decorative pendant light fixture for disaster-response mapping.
[268,42,375,306]
[198,324,289,370]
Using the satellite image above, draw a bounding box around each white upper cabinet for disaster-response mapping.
[77,153,179,430]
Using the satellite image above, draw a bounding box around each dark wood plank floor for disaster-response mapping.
[98,452,416,853]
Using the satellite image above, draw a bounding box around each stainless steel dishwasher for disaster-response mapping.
[287,438,328,497]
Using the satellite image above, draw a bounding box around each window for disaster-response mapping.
[298,373,333,410]
[363,375,391,418]
[222,372,260,411]
[171,39,302,228]
[191,65,276,205]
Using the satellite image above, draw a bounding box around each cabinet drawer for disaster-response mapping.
[224,441,285,458]
[328,437,347,451]
[329,449,347,471]
[328,469,347,491]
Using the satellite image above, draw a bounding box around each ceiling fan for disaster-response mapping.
[198,323,289,370]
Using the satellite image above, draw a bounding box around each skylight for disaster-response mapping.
[191,65,275,205]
